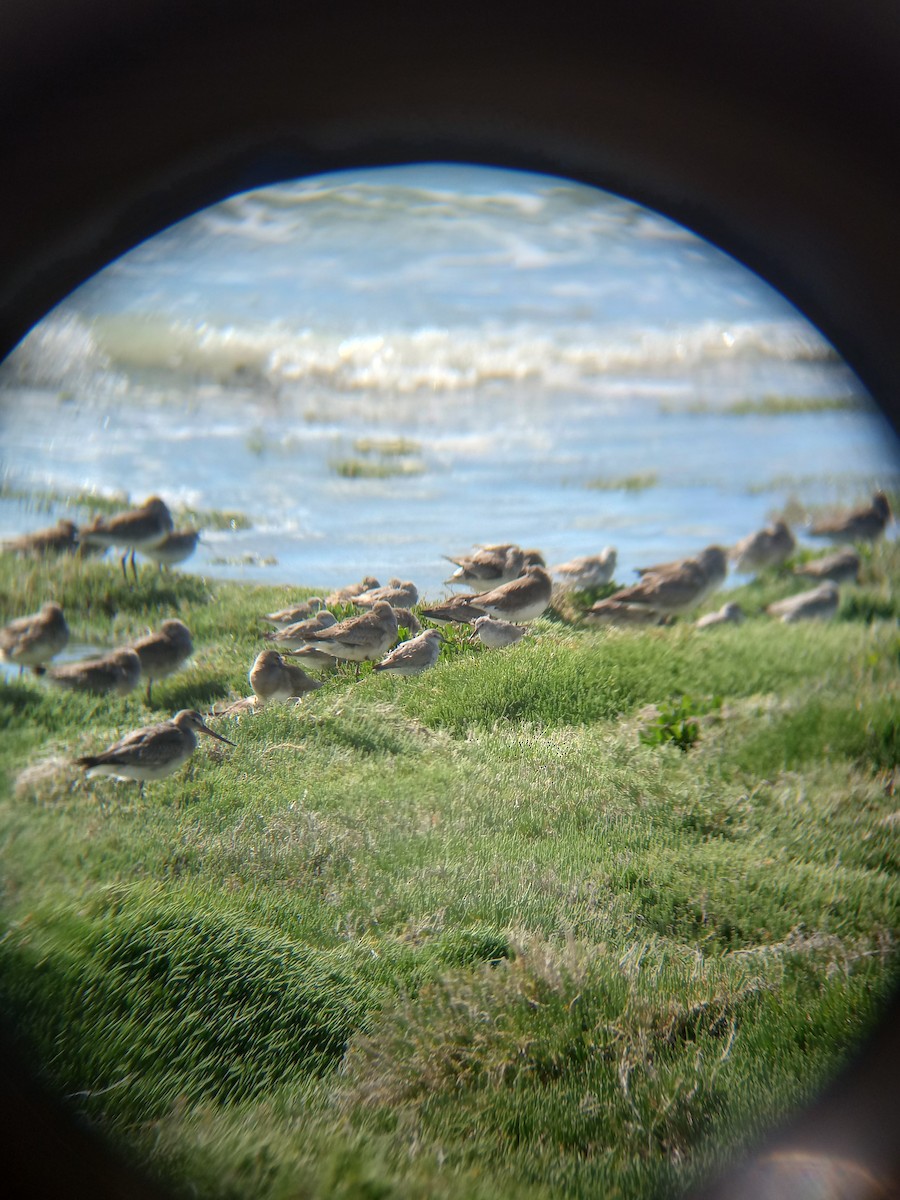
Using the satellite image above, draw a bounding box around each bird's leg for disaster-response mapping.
[120,550,129,584]
[146,678,153,705]
[130,549,139,583]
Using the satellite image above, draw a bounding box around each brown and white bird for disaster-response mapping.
[695,602,744,630]
[808,490,893,543]
[1,601,69,674]
[766,581,840,623]
[444,543,527,589]
[583,599,668,627]
[309,600,399,675]
[392,607,422,635]
[730,521,795,574]
[46,647,142,696]
[2,519,78,557]
[354,579,419,608]
[551,548,617,590]
[372,628,445,676]
[325,576,381,607]
[265,609,337,650]
[468,564,553,623]
[76,709,234,786]
[79,495,174,582]
[614,546,727,616]
[261,597,324,629]
[141,528,200,571]
[129,618,194,703]
[249,649,324,703]
[419,595,490,626]
[470,615,528,648]
[793,547,861,584]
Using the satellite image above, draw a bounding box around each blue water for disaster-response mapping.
[1,163,896,596]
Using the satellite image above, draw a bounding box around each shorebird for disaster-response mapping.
[550,548,617,590]
[76,708,234,786]
[793,547,861,584]
[141,528,200,571]
[283,644,340,672]
[392,606,422,635]
[613,546,727,616]
[695,602,745,630]
[372,628,445,676]
[249,649,324,703]
[355,579,419,608]
[444,543,526,589]
[808,490,893,543]
[583,598,667,627]
[766,581,840,623]
[419,595,489,626]
[45,647,142,695]
[79,496,174,583]
[261,597,324,629]
[468,564,554,623]
[310,600,399,676]
[1,602,69,674]
[325,576,381,607]
[2,519,78,557]
[130,618,193,702]
[470,614,528,648]
[265,610,337,650]
[730,521,796,573]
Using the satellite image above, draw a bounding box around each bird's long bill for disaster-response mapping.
[197,721,236,747]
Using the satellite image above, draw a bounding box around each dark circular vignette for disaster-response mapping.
[0,2,898,1198]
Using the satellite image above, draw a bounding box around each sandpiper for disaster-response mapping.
[808,490,893,543]
[444,543,526,589]
[310,600,399,676]
[1,602,69,674]
[793,547,861,584]
[613,546,727,616]
[468,564,554,623]
[76,708,234,786]
[766,581,840,623]
[551,548,617,590]
[583,599,667,627]
[265,609,337,650]
[46,647,143,696]
[392,606,422,635]
[470,614,528,648]
[730,520,796,573]
[130,618,194,702]
[249,649,324,703]
[261,596,324,629]
[355,579,419,608]
[283,644,341,672]
[2,519,78,557]
[79,495,174,582]
[695,602,745,630]
[325,576,381,607]
[419,595,490,626]
[141,528,200,571]
[372,628,445,676]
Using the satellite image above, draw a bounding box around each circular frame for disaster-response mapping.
[1,2,898,1196]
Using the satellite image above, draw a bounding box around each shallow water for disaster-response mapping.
[1,164,897,597]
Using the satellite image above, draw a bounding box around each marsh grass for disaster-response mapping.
[0,542,898,1199]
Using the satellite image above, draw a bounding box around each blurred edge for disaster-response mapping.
[0,2,898,1198]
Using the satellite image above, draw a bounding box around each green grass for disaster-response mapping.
[586,471,658,492]
[329,458,425,479]
[0,543,898,1199]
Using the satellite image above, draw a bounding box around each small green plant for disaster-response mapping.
[640,694,722,752]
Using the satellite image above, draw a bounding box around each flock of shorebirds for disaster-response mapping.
[0,489,893,791]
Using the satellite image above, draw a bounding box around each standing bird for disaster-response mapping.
[372,628,445,676]
[766,581,840,623]
[793,547,861,584]
[76,709,234,788]
[141,528,200,572]
[470,614,528,648]
[468,564,555,623]
[130,618,193,703]
[1,601,69,675]
[612,546,727,617]
[79,495,174,583]
[808,490,893,543]
[249,649,324,703]
[419,594,490,626]
[730,520,795,574]
[264,609,337,650]
[46,647,142,696]
[2,519,78,557]
[310,600,399,676]
[444,543,526,589]
[550,548,617,590]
